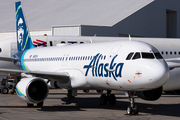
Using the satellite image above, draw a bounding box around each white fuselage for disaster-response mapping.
[22,41,169,91]
[0,36,177,91]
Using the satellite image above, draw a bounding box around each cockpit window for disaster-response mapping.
[132,52,141,60]
[142,52,154,59]
[126,52,134,60]
[154,52,163,59]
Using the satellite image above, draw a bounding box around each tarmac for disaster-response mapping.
[0,89,180,120]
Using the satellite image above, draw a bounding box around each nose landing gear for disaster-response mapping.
[126,91,139,115]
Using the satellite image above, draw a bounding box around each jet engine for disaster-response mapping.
[137,86,162,101]
[16,77,49,104]
[47,81,60,89]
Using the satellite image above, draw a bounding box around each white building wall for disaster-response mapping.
[52,26,81,36]
[0,30,52,41]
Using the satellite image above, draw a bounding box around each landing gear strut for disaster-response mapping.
[66,89,77,104]
[126,91,139,115]
[100,90,116,105]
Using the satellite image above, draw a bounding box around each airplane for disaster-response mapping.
[0,1,170,115]
[1,35,180,93]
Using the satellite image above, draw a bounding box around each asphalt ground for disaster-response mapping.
[0,89,180,120]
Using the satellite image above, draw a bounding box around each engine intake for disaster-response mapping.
[137,86,162,101]
[16,77,49,103]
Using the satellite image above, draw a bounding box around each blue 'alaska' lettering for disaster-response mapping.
[83,53,124,81]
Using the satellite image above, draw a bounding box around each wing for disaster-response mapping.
[0,57,17,62]
[165,58,180,70]
[0,68,70,83]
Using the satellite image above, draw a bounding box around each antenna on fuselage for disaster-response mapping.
[90,38,92,43]
[129,34,132,41]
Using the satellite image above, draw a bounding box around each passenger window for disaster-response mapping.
[142,52,154,59]
[154,53,163,59]
[132,52,141,60]
[126,52,134,60]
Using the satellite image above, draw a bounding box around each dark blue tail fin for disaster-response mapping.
[15,1,35,52]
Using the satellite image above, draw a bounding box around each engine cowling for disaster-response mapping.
[47,81,60,89]
[16,77,49,103]
[137,86,162,101]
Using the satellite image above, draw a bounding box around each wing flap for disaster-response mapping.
[30,71,70,83]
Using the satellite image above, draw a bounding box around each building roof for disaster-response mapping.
[0,0,154,32]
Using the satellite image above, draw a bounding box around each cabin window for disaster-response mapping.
[126,52,134,60]
[142,52,154,59]
[154,53,163,59]
[132,52,141,60]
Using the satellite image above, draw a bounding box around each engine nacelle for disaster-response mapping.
[16,77,49,104]
[137,86,162,101]
[47,81,60,89]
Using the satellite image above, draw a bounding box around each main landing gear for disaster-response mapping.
[66,89,77,104]
[27,101,44,107]
[100,90,116,105]
[126,91,139,115]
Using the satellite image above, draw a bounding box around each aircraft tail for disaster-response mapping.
[15,1,35,52]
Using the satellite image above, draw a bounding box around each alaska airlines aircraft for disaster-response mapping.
[0,1,170,115]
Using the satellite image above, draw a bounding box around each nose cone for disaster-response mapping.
[148,62,170,88]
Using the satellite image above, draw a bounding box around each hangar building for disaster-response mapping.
[0,0,180,40]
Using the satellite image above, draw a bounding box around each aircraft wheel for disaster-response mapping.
[132,106,139,115]
[66,96,75,104]
[83,90,89,93]
[2,87,9,94]
[109,94,116,105]
[100,94,107,105]
[127,105,139,115]
[127,106,132,115]
[27,103,34,107]
[37,101,44,107]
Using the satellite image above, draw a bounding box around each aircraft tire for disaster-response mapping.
[127,106,132,115]
[127,105,139,115]
[109,94,116,105]
[37,101,44,107]
[2,87,9,94]
[27,103,34,107]
[100,94,107,105]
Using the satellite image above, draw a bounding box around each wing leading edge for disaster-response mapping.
[0,68,70,83]
[165,58,180,70]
